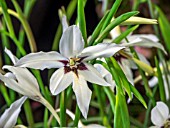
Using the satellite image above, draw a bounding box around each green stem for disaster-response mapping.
[11,0,37,52]
[23,99,34,127]
[73,105,81,127]
[143,86,157,128]
[60,91,66,127]
[40,96,60,125]
[94,85,105,116]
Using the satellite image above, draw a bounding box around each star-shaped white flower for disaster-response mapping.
[150,101,170,128]
[12,22,126,118]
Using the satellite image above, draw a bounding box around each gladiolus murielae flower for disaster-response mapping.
[150,102,170,128]
[0,48,60,124]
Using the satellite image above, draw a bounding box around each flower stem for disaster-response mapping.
[40,96,60,125]
[73,105,81,127]
[60,90,66,127]
[23,99,34,127]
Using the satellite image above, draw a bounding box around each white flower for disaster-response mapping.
[12,23,126,118]
[0,96,27,128]
[150,101,170,128]
[109,25,166,86]
[0,48,60,124]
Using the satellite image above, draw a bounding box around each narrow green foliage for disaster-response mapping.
[73,105,81,127]
[110,57,132,99]
[101,0,122,32]
[78,0,87,46]
[11,0,37,52]
[130,85,147,108]
[155,57,166,102]
[95,11,139,44]
[23,99,35,127]
[103,87,116,113]
[114,86,130,128]
[112,25,139,44]
[43,108,48,128]
[156,6,170,53]
[0,0,15,36]
[88,11,109,46]
[60,91,67,127]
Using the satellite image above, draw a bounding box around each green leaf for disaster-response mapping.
[110,57,132,99]
[115,87,130,128]
[11,0,37,52]
[78,0,87,46]
[0,0,15,36]
[130,84,147,108]
[95,11,139,44]
[156,6,170,53]
[155,57,166,102]
[101,0,122,32]
[112,25,139,44]
[88,11,109,46]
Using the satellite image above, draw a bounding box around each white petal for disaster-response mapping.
[61,15,69,32]
[0,73,26,96]
[121,37,167,54]
[110,25,121,40]
[94,64,115,87]
[128,34,159,42]
[4,72,16,80]
[162,75,170,100]
[72,74,92,119]
[148,77,158,88]
[4,48,18,64]
[120,59,134,85]
[79,63,111,86]
[151,101,169,126]
[85,124,106,128]
[50,67,74,95]
[59,25,85,58]
[15,51,67,70]
[79,43,125,61]
[0,96,27,128]
[2,66,41,97]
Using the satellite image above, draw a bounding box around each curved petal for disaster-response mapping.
[79,43,125,61]
[128,34,159,42]
[120,59,134,85]
[94,64,115,88]
[5,48,18,64]
[61,15,69,32]
[2,66,41,97]
[50,67,74,95]
[59,25,85,58]
[79,63,111,86]
[151,101,169,126]
[0,96,27,128]
[15,51,67,70]
[72,74,92,119]
[121,37,167,54]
